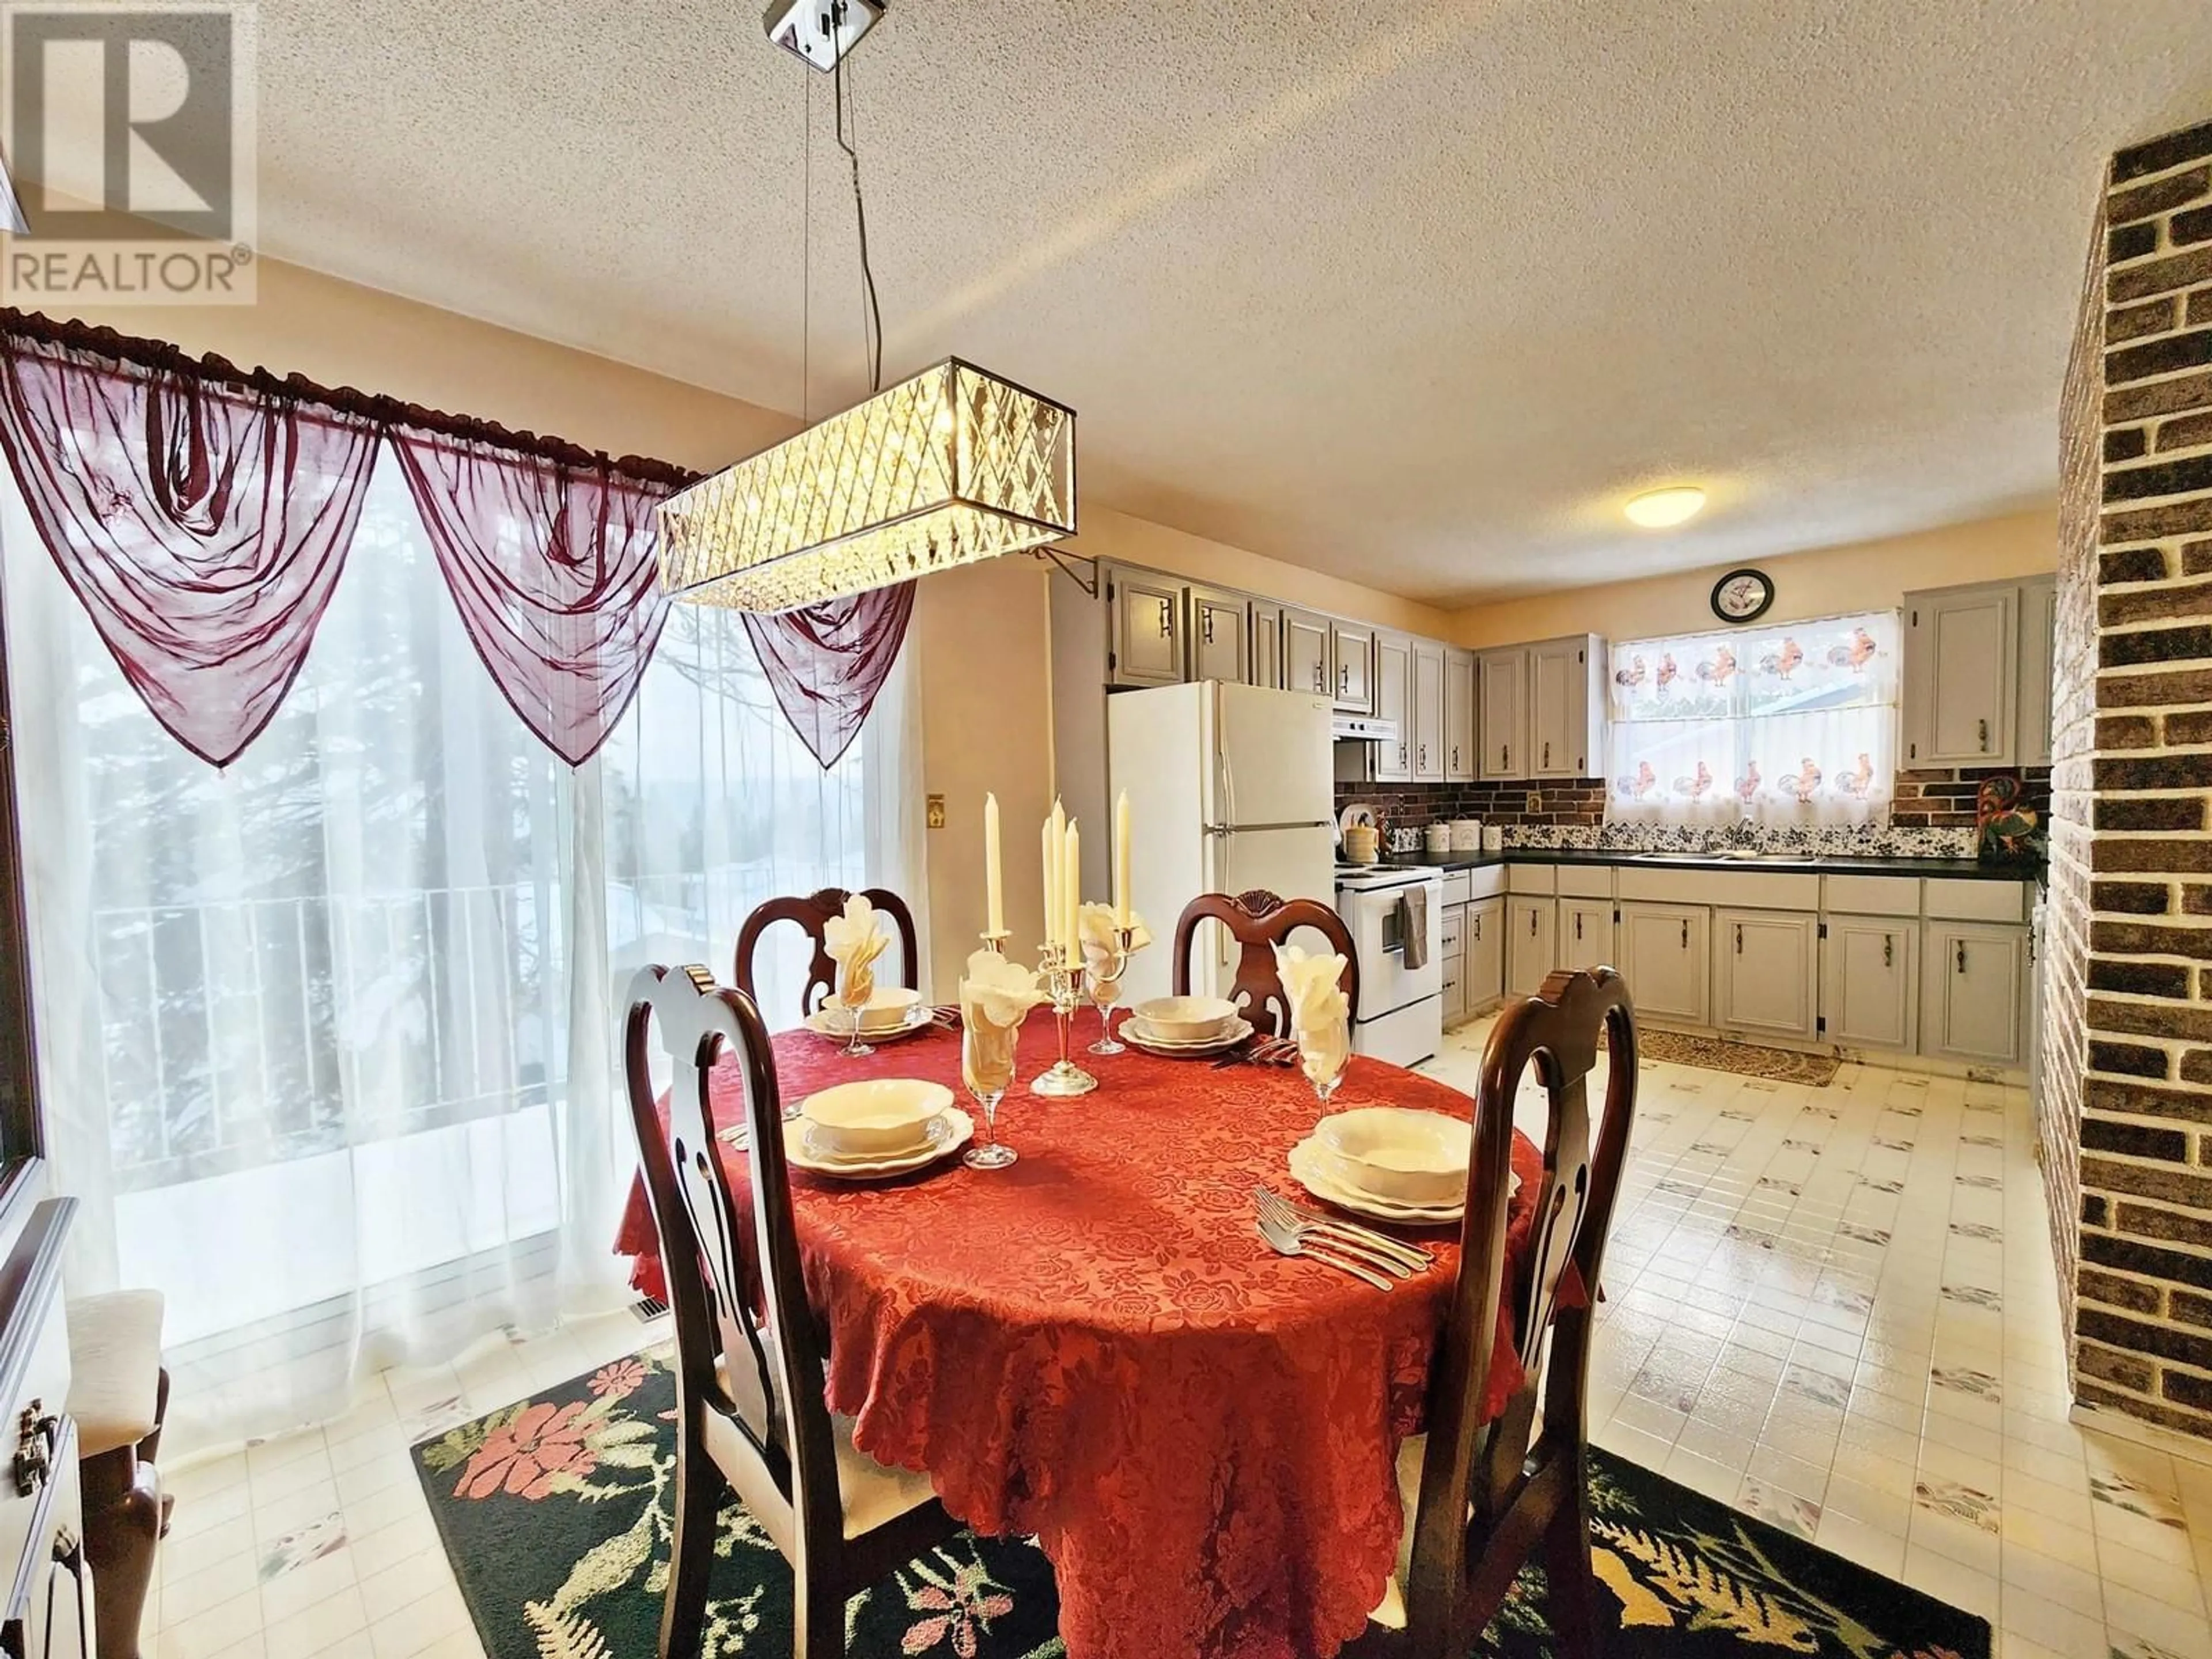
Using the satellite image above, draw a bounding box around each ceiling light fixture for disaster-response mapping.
[1624,486,1707,529]
[658,1,1076,614]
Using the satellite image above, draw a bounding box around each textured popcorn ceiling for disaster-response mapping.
[252,0,2212,604]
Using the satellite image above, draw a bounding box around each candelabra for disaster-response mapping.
[1030,943,1098,1097]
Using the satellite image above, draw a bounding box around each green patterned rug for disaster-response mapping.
[412,1347,1986,1659]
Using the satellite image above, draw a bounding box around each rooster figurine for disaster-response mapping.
[1654,653,1679,696]
[1696,645,1737,685]
[1613,655,1647,690]
[1735,760,1762,804]
[1759,638,1805,680]
[1787,757,1823,801]
[1672,760,1715,798]
[1826,628,1879,673]
[1838,752,1874,798]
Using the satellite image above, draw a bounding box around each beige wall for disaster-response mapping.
[1450,507,2059,647]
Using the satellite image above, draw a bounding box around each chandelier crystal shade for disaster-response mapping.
[656,358,1077,613]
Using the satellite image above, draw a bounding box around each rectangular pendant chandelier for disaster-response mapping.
[656,358,1077,613]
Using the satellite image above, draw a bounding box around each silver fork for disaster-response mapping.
[1256,1208,1393,1290]
[1253,1187,1431,1275]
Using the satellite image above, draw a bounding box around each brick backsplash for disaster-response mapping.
[2050,116,2212,1441]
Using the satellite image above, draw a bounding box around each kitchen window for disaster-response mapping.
[1605,611,1899,827]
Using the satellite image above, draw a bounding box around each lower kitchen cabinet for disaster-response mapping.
[1559,898,1613,973]
[1823,914,1918,1054]
[1618,902,1710,1028]
[1506,896,1556,997]
[1440,902,1465,1026]
[1921,921,2027,1066]
[1712,908,1819,1043]
[1465,895,1505,1014]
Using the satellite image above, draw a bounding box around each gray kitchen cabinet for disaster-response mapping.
[1506,895,1556,997]
[1921,921,2027,1066]
[1904,582,2017,766]
[1477,649,1526,780]
[1619,902,1711,1028]
[1283,607,1332,698]
[1445,647,1477,782]
[1250,600,1284,691]
[1412,640,1447,782]
[1465,895,1505,1014]
[2018,575,2056,770]
[1373,632,1412,781]
[1439,902,1466,1027]
[1824,913,1918,1054]
[1332,619,1375,713]
[1558,897,1613,973]
[1107,566,1185,688]
[1187,585,1250,683]
[1712,907,1819,1043]
[1530,634,1604,778]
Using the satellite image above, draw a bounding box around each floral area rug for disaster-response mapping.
[1640,1029,1843,1087]
[414,1348,1987,1659]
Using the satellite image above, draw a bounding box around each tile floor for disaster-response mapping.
[150,1028,2212,1659]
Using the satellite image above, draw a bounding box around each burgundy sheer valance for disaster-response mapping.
[0,309,912,770]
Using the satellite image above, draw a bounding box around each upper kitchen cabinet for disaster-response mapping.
[2018,575,2056,769]
[1250,600,1285,691]
[1445,648,1476,782]
[1529,635,1604,778]
[1331,619,1375,714]
[1107,565,1186,688]
[1373,632,1412,781]
[1412,640,1446,781]
[1476,649,1525,779]
[1187,585,1250,684]
[1902,580,2018,767]
[1283,607,1333,698]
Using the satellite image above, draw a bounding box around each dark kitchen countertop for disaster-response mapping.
[1367,847,2044,883]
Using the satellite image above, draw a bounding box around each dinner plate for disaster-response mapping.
[803,1003,936,1044]
[1121,1016,1255,1058]
[1288,1137,1470,1225]
[785,1108,973,1179]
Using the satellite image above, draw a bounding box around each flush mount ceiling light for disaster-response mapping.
[1624,486,1707,529]
[659,1,1077,614]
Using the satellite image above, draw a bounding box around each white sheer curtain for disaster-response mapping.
[2,456,908,1446]
[1605,613,1900,828]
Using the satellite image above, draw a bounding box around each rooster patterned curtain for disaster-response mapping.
[1606,611,1900,828]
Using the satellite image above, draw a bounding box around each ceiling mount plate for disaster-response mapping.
[763,0,884,72]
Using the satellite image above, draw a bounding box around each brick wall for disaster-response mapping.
[1892,766,2053,832]
[2060,118,2212,1437]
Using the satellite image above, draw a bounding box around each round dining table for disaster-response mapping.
[612,1012,1550,1659]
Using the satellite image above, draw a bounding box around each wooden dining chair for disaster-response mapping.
[1356,967,1638,1659]
[732,887,921,1021]
[623,964,960,1659]
[1169,889,1360,1037]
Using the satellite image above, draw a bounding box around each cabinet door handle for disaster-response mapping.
[1203,611,1215,645]
[1313,663,1324,692]
[1543,741,1551,769]
[1530,911,1538,937]
[1575,914,1584,941]
[1978,717,1988,751]
[1450,745,1459,770]
[1502,744,1510,771]
[1158,604,1172,639]
[1883,934,1893,968]
[1474,916,1482,941]
[1735,923,1744,955]
[1956,940,1967,975]
[1680,919,1689,949]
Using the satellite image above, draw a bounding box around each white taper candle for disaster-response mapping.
[984,793,1003,935]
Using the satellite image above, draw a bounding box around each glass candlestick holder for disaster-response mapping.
[1030,944,1098,1097]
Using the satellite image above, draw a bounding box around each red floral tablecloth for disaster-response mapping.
[611,1018,1551,1659]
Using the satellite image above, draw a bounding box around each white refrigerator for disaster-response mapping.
[1107,681,1338,1008]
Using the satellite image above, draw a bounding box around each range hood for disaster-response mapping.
[1332,713,1399,743]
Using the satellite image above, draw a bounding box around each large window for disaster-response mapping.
[1606,612,1899,827]
[2,457,885,1440]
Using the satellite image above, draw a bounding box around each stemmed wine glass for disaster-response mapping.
[961,1018,1018,1169]
[836,984,874,1058]
[1086,964,1126,1056]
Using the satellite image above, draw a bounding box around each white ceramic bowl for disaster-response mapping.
[1132,995,1238,1041]
[835,986,922,1032]
[1317,1107,1471,1207]
[800,1078,953,1156]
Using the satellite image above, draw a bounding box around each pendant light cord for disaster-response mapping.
[833,50,883,395]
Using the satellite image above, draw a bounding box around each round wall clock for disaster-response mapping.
[1710,568,1775,624]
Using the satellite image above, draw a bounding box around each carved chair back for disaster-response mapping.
[1169,889,1359,1037]
[732,887,921,1022]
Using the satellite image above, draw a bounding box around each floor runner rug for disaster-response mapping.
[414,1347,1986,1658]
[1639,1029,1843,1087]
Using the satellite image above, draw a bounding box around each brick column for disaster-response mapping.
[2058,118,2212,1433]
